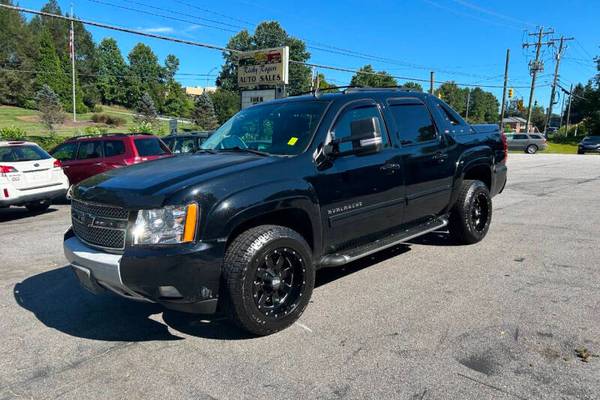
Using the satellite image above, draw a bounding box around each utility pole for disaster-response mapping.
[465,88,471,120]
[429,71,435,95]
[523,27,554,132]
[499,49,510,132]
[558,92,565,129]
[566,83,573,132]
[69,4,76,122]
[543,35,574,133]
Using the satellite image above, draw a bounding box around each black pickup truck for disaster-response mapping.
[64,88,507,335]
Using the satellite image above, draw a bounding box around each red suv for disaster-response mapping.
[50,134,172,185]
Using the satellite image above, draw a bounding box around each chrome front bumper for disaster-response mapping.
[64,236,152,302]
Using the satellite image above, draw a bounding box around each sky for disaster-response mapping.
[22,0,600,109]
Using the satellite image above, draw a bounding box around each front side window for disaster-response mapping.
[332,103,388,153]
[201,100,329,156]
[389,103,437,144]
[0,145,51,162]
[51,142,78,161]
[77,141,103,160]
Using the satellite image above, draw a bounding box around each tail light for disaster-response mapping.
[500,132,508,163]
[3,188,8,198]
[0,165,17,175]
[53,159,62,168]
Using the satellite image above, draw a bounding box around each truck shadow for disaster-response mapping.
[14,244,414,342]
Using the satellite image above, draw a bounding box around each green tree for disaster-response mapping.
[435,82,468,115]
[192,93,219,130]
[126,43,163,109]
[350,65,397,88]
[34,29,70,103]
[160,54,192,116]
[217,22,311,96]
[0,0,37,106]
[96,38,128,105]
[35,84,64,131]
[134,92,159,127]
[467,87,499,123]
[402,81,423,92]
[209,89,240,124]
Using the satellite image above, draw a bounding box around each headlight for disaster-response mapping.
[132,203,198,245]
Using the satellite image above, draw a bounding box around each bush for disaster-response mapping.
[129,121,154,134]
[82,126,108,136]
[0,126,27,141]
[91,113,125,127]
[92,104,103,113]
[28,133,64,151]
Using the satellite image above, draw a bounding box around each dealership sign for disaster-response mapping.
[237,46,289,88]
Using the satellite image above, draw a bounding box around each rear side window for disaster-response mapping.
[51,142,78,161]
[513,134,528,140]
[389,103,437,144]
[530,135,543,140]
[332,104,389,153]
[77,141,103,160]
[104,140,126,157]
[0,145,50,162]
[134,138,169,156]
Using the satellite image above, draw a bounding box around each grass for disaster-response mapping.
[0,104,171,137]
[543,142,579,154]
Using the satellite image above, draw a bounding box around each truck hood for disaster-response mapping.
[73,152,273,208]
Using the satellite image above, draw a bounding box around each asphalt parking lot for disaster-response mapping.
[1,153,599,400]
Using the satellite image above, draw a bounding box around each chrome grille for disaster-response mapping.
[71,200,129,250]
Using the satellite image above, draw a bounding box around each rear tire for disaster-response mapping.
[526,144,538,154]
[449,180,492,245]
[222,225,314,336]
[26,200,51,213]
[578,150,585,155]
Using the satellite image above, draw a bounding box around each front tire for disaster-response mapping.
[222,225,315,336]
[26,200,51,213]
[526,144,538,154]
[449,180,492,245]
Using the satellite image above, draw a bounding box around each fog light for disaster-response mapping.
[158,286,182,299]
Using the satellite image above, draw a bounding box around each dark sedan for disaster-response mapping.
[578,136,600,154]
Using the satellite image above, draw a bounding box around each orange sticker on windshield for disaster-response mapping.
[287,137,298,146]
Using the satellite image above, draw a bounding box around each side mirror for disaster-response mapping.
[347,117,383,155]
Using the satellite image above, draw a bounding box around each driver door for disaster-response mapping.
[310,99,405,252]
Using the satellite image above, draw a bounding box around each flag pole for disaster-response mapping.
[70,4,76,122]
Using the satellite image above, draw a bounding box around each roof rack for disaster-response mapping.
[294,85,419,98]
[69,132,153,140]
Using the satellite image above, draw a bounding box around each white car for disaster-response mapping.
[0,140,70,212]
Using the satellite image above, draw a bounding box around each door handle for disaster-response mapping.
[433,152,448,163]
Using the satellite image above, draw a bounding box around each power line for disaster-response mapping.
[0,4,544,91]
[88,0,505,81]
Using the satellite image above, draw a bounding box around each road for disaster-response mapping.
[1,154,599,400]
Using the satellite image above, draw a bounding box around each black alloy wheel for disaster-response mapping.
[471,192,490,233]
[223,225,315,335]
[252,248,305,319]
[449,179,492,244]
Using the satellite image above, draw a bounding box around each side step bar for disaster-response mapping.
[319,217,448,267]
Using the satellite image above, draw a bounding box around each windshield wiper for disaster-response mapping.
[218,147,270,157]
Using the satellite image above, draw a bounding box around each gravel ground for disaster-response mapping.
[1,153,599,400]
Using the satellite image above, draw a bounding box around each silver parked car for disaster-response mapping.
[506,133,548,154]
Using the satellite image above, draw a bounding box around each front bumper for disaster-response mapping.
[64,231,224,314]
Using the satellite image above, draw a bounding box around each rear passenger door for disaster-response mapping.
[103,139,127,168]
[386,97,453,224]
[510,134,528,150]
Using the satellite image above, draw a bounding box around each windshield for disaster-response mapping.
[0,145,51,162]
[201,100,328,156]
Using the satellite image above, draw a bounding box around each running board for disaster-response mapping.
[319,217,448,267]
